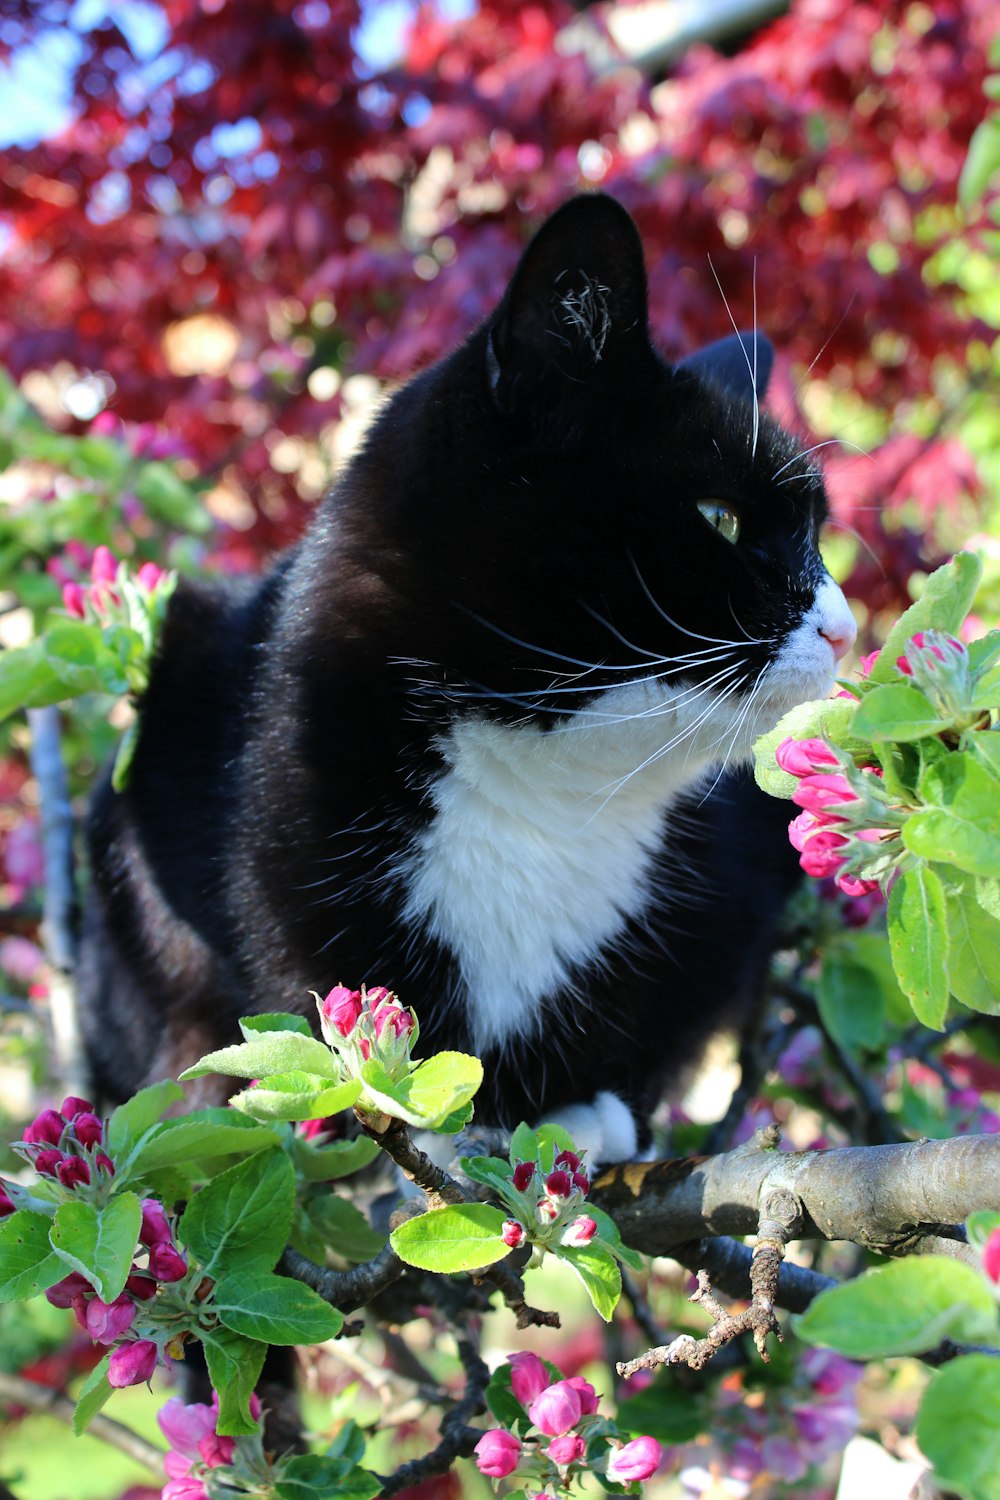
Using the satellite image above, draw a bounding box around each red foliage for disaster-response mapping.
[0,0,994,559]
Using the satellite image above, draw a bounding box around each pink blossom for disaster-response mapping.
[501,1219,525,1249]
[561,1216,597,1247]
[136,562,165,592]
[790,772,856,818]
[528,1379,583,1435]
[23,1108,65,1146]
[858,649,881,678]
[544,1170,571,1198]
[90,546,119,586]
[56,1156,91,1189]
[140,1199,173,1247]
[126,1272,158,1302]
[162,1480,209,1500]
[606,1435,664,1482]
[512,1160,535,1192]
[548,1432,586,1466]
[364,985,394,1006]
[788,813,849,878]
[62,582,87,617]
[371,997,414,1041]
[983,1228,1000,1282]
[61,1096,94,1120]
[775,737,839,778]
[73,1112,104,1148]
[321,984,363,1037]
[554,1149,581,1172]
[108,1339,158,1387]
[474,1428,521,1477]
[158,1395,220,1456]
[149,1243,188,1282]
[34,1148,66,1177]
[85,1293,136,1344]
[45,1271,92,1309]
[0,1184,14,1217]
[572,1171,590,1194]
[566,1376,599,1415]
[198,1432,236,1467]
[95,1152,115,1176]
[536,1197,559,1224]
[508,1351,549,1407]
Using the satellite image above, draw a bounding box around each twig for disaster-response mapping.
[619,1266,667,1348]
[373,1333,490,1498]
[280,1243,405,1311]
[0,1369,165,1475]
[670,1236,836,1313]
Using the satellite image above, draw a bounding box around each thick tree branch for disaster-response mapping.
[280,1243,406,1311]
[0,1369,165,1475]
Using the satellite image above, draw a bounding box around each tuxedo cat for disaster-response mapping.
[79,194,855,1162]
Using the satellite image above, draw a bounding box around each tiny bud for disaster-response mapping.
[554,1149,581,1172]
[561,1215,597,1248]
[62,582,87,618]
[606,1435,664,1483]
[72,1112,104,1148]
[198,1432,236,1467]
[95,1153,115,1176]
[34,1149,65,1177]
[512,1160,535,1192]
[90,546,119,586]
[508,1351,549,1407]
[60,1096,94,1120]
[566,1376,600,1415]
[24,1109,65,1146]
[149,1243,188,1283]
[474,1428,521,1478]
[139,1198,173,1248]
[56,1156,91,1190]
[108,1339,158,1388]
[126,1271,158,1301]
[321,984,363,1038]
[547,1433,586,1467]
[536,1196,559,1224]
[85,1293,136,1345]
[136,562,165,592]
[544,1170,571,1198]
[45,1272,93,1309]
[528,1379,582,1436]
[572,1171,590,1195]
[501,1219,526,1249]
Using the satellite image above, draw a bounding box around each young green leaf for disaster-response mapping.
[917,1354,1000,1500]
[796,1257,1000,1358]
[72,1354,113,1435]
[302,1194,386,1263]
[585,1206,645,1272]
[180,1031,341,1082]
[946,884,1000,1016]
[293,1134,382,1182]
[106,1079,185,1157]
[212,1272,344,1345]
[179,1148,295,1280]
[887,865,950,1029]
[870,553,982,685]
[200,1326,267,1437]
[905,756,1000,878]
[120,1115,281,1180]
[0,1210,67,1302]
[229,1072,360,1123]
[240,1013,315,1039]
[817,950,885,1053]
[50,1193,143,1303]
[360,1051,483,1130]
[389,1203,509,1273]
[553,1241,622,1322]
[852,683,950,741]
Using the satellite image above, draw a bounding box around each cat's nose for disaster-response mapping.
[819,620,857,661]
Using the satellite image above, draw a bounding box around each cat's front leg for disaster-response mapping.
[541,1091,643,1168]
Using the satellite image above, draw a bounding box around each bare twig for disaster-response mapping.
[280,1243,405,1312]
[373,1333,490,1498]
[0,1369,165,1475]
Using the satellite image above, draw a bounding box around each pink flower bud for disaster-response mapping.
[544,1170,571,1198]
[34,1148,65,1177]
[85,1293,136,1344]
[566,1376,599,1415]
[321,984,363,1037]
[474,1428,522,1477]
[61,1096,94,1119]
[24,1109,65,1146]
[198,1432,236,1467]
[149,1243,188,1283]
[554,1150,581,1172]
[45,1272,93,1309]
[790,773,856,818]
[95,1152,115,1177]
[501,1219,526,1249]
[0,1184,14,1217]
[548,1432,586,1466]
[108,1339,158,1388]
[90,546,119,586]
[72,1112,104,1148]
[536,1196,559,1224]
[508,1351,549,1407]
[158,1396,219,1456]
[528,1379,583,1436]
[858,650,880,678]
[371,998,415,1041]
[162,1479,210,1500]
[561,1215,597,1247]
[364,986,394,1005]
[126,1271,158,1302]
[62,582,87,618]
[572,1171,590,1195]
[983,1228,1000,1283]
[606,1435,664,1482]
[140,1199,172,1247]
[512,1160,535,1192]
[775,737,839,778]
[56,1155,91,1190]
[136,562,165,592]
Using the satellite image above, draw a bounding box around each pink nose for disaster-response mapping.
[819,623,856,661]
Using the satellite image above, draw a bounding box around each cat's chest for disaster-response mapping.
[399,686,727,1052]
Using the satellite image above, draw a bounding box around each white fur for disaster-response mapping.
[543,1092,638,1166]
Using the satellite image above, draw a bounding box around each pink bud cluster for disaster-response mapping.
[43,1197,188,1388]
[59,544,165,622]
[498,1151,596,1255]
[474,1352,662,1489]
[157,1389,261,1500]
[896,630,964,677]
[896,629,974,723]
[318,982,416,1075]
[4,1097,115,1207]
[776,738,890,899]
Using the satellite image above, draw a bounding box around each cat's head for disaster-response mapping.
[350,194,855,771]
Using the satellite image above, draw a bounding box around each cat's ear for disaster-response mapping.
[487,194,651,414]
[678,332,774,401]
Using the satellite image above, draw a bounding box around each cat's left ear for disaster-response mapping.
[678,332,774,401]
[487,194,652,415]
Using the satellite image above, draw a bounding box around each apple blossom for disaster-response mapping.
[605,1435,664,1482]
[548,1433,587,1466]
[501,1219,526,1249]
[474,1428,522,1477]
[108,1339,158,1387]
[528,1379,583,1436]
[509,1351,549,1407]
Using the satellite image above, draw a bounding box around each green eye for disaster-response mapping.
[696,501,740,544]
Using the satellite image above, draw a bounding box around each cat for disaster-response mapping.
[78,193,856,1163]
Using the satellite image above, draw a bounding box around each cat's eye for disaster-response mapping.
[696,501,741,544]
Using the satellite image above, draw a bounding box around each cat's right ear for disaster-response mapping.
[487,194,652,415]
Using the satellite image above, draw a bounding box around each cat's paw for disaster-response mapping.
[541,1091,638,1169]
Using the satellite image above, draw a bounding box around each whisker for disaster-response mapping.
[631,555,776,647]
[707,252,759,459]
[771,437,872,484]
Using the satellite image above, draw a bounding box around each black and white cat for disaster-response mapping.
[79,194,855,1162]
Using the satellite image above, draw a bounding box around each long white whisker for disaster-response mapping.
[631,556,776,647]
[771,438,872,484]
[547,664,743,735]
[707,252,759,458]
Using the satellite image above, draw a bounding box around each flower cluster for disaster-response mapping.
[317,983,416,1079]
[896,630,974,721]
[474,1352,662,1493]
[496,1151,595,1255]
[158,1390,260,1500]
[60,544,165,623]
[776,738,894,899]
[44,1197,187,1388]
[3,1096,115,1206]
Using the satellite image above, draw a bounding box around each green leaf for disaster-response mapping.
[389,1203,509,1273]
[485,1364,531,1432]
[0,639,66,721]
[0,1210,67,1302]
[179,1148,295,1281]
[960,113,1000,205]
[459,1156,515,1194]
[294,1134,382,1182]
[43,618,129,695]
[122,1116,282,1179]
[509,1123,539,1163]
[946,887,1000,1016]
[106,1080,185,1157]
[905,756,1000,878]
[201,1326,267,1436]
[888,865,950,1029]
[49,1193,143,1303]
[969,634,1000,680]
[135,461,211,532]
[870,554,982,686]
[302,1194,386,1263]
[966,1211,1000,1251]
[275,1456,380,1500]
[852,683,950,741]
[72,1354,113,1435]
[230,1073,361,1123]
[972,665,1000,712]
[360,1051,483,1130]
[180,1032,341,1082]
[796,1257,1000,1359]
[110,716,140,791]
[918,1354,1000,1500]
[553,1241,622,1321]
[533,1122,578,1170]
[753,697,862,798]
[585,1205,645,1272]
[817,949,885,1052]
[240,1013,314,1039]
[212,1272,344,1345]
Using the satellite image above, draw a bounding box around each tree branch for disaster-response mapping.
[0,1369,165,1475]
[372,1333,490,1498]
[280,1243,406,1312]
